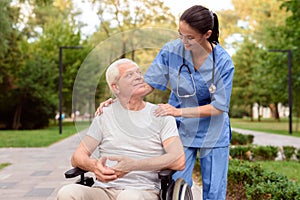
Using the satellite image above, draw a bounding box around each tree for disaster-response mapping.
[0,1,24,129]
[0,0,13,57]
[0,0,86,129]
[221,0,293,120]
[231,38,268,120]
[281,0,300,130]
[85,0,177,109]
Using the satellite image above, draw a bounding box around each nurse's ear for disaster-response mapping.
[204,30,212,40]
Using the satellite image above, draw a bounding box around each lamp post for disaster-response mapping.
[269,49,293,134]
[59,46,83,134]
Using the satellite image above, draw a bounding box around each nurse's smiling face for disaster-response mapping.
[178,20,212,52]
[178,21,204,49]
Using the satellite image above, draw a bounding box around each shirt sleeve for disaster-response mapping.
[211,53,235,112]
[160,116,179,142]
[144,46,170,91]
[86,116,103,142]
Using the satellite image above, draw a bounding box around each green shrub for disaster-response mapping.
[283,146,296,161]
[230,146,253,160]
[247,134,254,144]
[230,145,278,161]
[246,171,300,200]
[227,160,263,199]
[227,160,300,200]
[297,149,300,162]
[231,131,254,145]
[253,146,278,161]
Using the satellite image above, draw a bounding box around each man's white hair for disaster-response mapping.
[105,58,139,92]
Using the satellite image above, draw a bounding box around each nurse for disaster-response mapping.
[143,5,234,200]
[97,5,234,200]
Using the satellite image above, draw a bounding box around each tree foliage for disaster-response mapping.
[88,0,177,107]
[1,0,299,129]
[219,0,299,121]
[281,0,300,119]
[0,0,84,129]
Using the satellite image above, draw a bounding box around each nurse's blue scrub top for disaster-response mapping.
[144,39,234,148]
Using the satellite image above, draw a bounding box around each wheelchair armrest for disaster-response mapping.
[158,169,175,180]
[64,167,94,187]
[65,167,88,178]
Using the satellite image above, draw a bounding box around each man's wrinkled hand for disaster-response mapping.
[107,155,136,174]
[94,157,117,182]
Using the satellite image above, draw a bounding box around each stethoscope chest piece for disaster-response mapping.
[209,83,216,94]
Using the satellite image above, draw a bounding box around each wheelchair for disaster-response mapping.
[64,167,193,200]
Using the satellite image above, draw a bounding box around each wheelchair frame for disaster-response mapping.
[64,167,193,200]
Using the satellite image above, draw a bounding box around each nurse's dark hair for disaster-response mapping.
[180,5,219,43]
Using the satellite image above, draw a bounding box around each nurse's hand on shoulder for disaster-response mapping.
[95,98,114,116]
[155,104,181,117]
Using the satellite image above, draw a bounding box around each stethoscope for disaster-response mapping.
[176,42,216,98]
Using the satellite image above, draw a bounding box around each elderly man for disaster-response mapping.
[57,58,185,200]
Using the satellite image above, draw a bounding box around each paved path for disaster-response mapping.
[0,130,202,199]
[232,128,300,148]
[0,130,85,200]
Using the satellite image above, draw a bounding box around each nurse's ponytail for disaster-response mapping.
[180,5,220,43]
[209,13,219,43]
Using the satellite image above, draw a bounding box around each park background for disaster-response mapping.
[1,0,300,130]
[1,0,300,199]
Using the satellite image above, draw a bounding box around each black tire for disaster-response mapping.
[172,178,193,200]
[179,183,193,200]
[165,181,175,200]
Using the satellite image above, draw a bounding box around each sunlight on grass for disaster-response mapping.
[258,160,300,184]
[0,121,89,147]
[231,118,300,137]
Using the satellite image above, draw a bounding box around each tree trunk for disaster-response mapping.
[257,103,261,122]
[250,104,253,121]
[274,102,280,121]
[120,36,126,58]
[131,50,135,61]
[269,103,276,118]
[12,97,24,130]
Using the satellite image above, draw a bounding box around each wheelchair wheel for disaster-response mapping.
[172,178,193,200]
[165,180,175,200]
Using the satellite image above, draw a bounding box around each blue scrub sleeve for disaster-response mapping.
[211,59,234,112]
[144,48,170,91]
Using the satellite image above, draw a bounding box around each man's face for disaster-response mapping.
[114,63,146,98]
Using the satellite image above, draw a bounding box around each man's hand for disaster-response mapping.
[107,155,136,177]
[93,157,117,182]
[94,98,114,116]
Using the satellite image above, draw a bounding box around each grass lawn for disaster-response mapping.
[258,160,300,184]
[231,117,300,137]
[0,163,10,170]
[0,121,90,171]
[0,121,89,147]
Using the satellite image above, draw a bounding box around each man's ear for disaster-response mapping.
[111,84,119,93]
